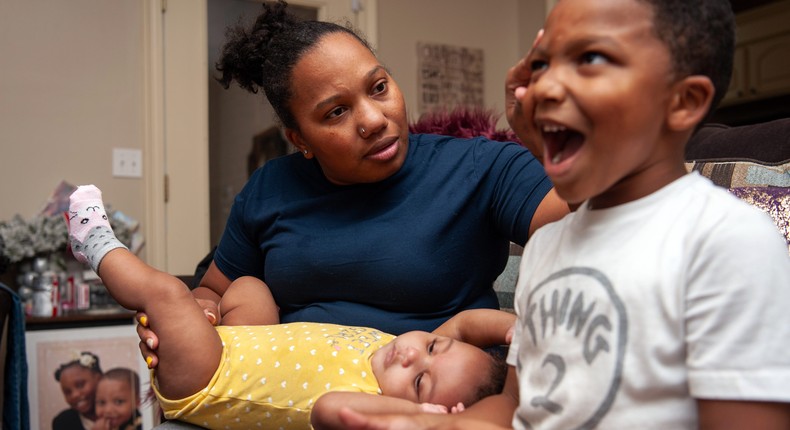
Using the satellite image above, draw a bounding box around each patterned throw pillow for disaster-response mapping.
[729,187,790,255]
[685,160,790,188]
[685,160,790,254]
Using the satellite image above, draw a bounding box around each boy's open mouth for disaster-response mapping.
[541,124,584,165]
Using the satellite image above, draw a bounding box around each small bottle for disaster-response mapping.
[76,281,91,310]
[32,272,56,317]
[59,273,75,312]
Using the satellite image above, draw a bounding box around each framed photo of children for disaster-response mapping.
[26,324,157,430]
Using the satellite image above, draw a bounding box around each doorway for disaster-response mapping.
[206,0,316,245]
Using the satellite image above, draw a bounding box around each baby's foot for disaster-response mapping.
[67,185,126,271]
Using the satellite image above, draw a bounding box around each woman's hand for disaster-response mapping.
[136,312,158,368]
[197,297,221,325]
[135,298,219,369]
[505,29,544,160]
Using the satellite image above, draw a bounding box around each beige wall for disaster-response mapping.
[377,0,547,126]
[0,0,148,260]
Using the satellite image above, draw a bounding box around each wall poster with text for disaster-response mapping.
[417,42,484,115]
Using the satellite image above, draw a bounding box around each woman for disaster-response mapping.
[138,0,567,366]
[52,352,103,430]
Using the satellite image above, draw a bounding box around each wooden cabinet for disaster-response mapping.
[721,0,790,106]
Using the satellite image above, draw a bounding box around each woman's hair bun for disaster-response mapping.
[216,0,296,94]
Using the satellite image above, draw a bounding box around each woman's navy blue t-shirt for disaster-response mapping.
[214,133,552,334]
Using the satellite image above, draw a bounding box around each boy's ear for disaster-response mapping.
[285,128,312,159]
[667,76,715,132]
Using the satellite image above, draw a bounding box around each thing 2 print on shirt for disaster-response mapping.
[515,267,627,429]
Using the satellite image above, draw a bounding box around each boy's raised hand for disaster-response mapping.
[506,29,544,161]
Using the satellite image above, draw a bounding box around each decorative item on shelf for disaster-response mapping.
[0,213,69,266]
[0,180,140,317]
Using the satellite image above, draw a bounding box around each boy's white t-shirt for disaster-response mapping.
[508,173,790,429]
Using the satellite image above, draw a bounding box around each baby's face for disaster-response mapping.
[525,0,678,208]
[95,378,137,428]
[370,331,490,407]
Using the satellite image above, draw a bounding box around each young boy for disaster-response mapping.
[66,185,513,430]
[94,368,143,430]
[339,0,790,429]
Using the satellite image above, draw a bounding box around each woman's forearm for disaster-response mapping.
[195,260,233,303]
[435,309,516,348]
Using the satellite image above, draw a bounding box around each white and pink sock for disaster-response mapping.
[67,185,127,272]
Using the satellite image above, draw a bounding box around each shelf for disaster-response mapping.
[25,308,136,330]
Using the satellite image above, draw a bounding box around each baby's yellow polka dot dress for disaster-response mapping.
[153,323,394,429]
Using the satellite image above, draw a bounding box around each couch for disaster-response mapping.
[154,114,790,429]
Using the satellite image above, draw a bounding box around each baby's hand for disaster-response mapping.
[93,417,111,430]
[450,402,466,414]
[419,403,449,414]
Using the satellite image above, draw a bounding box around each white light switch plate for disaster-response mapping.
[112,148,142,178]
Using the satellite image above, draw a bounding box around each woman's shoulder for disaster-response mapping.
[241,152,317,195]
[410,133,526,160]
[250,152,305,179]
[410,132,540,177]
[410,132,514,147]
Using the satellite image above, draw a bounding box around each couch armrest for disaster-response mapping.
[687,119,790,164]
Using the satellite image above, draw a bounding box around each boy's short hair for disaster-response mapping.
[102,367,141,398]
[639,0,735,114]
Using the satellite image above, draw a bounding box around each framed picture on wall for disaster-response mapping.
[416,42,484,116]
[26,324,157,430]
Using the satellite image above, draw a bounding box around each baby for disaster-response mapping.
[67,184,513,430]
[94,368,142,430]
